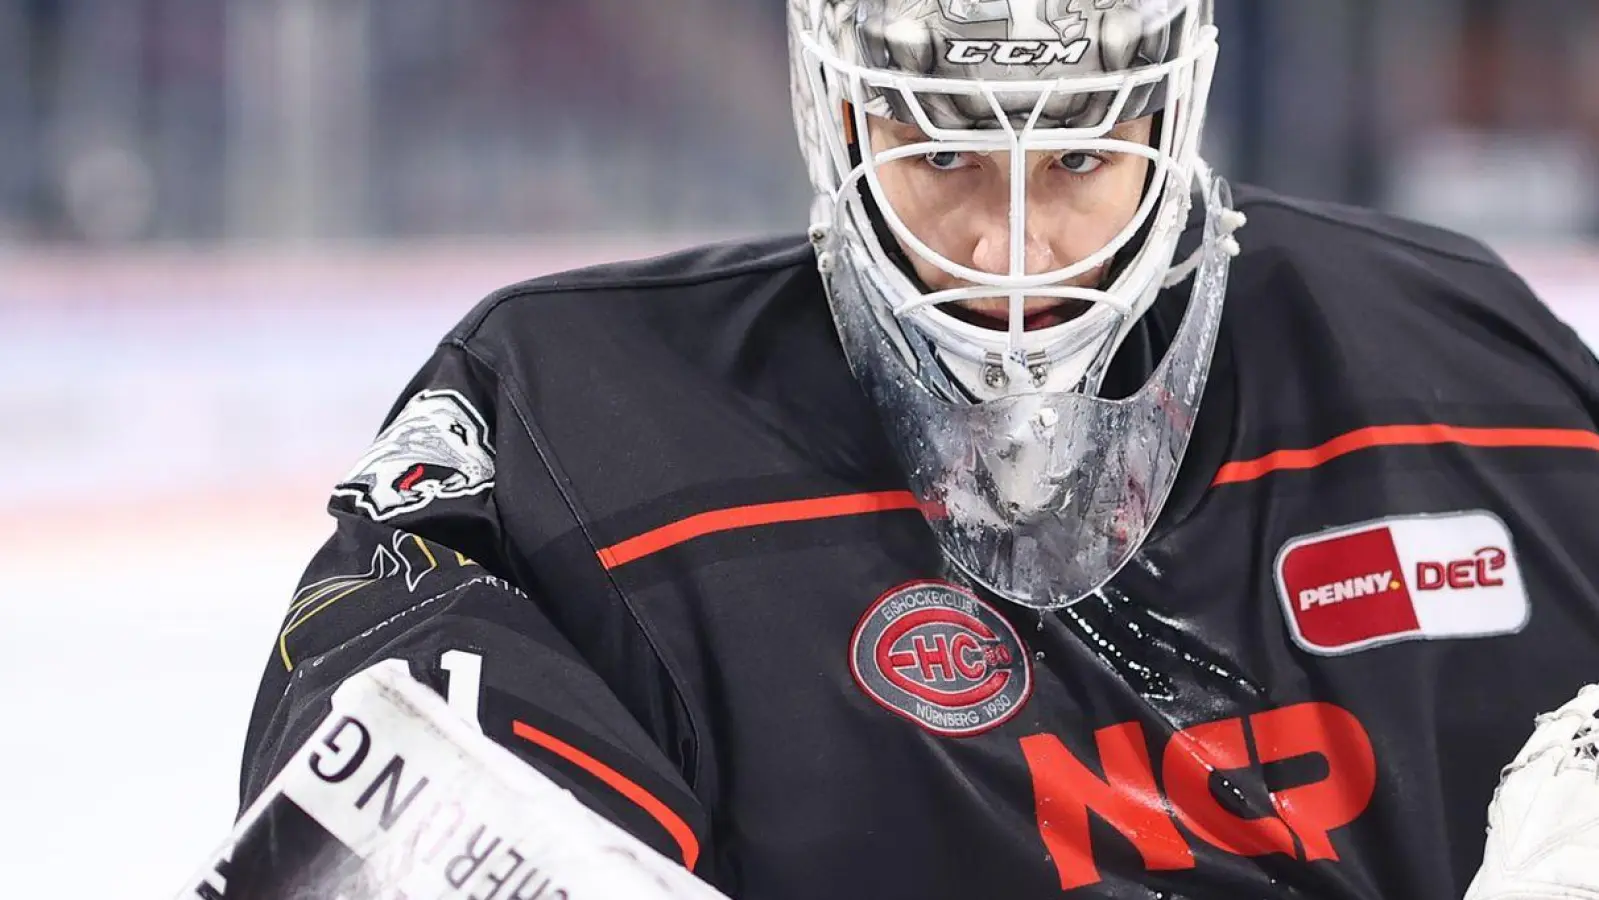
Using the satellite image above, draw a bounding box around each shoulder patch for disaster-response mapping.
[335,389,496,521]
[1274,510,1530,655]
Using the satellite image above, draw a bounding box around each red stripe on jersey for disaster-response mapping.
[596,490,922,570]
[1213,424,1599,486]
[511,719,701,871]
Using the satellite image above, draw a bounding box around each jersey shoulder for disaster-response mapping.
[437,233,843,414]
[1230,183,1511,272]
[1225,182,1526,317]
[447,234,818,345]
[413,232,899,563]
[1222,183,1595,385]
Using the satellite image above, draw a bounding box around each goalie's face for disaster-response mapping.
[864,113,1155,332]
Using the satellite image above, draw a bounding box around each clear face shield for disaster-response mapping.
[819,173,1232,610]
[792,0,1237,610]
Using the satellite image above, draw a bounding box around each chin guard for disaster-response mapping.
[819,174,1236,610]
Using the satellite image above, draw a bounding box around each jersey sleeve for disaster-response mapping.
[1489,259,1599,421]
[238,342,711,875]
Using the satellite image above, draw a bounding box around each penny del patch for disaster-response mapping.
[1274,510,1529,655]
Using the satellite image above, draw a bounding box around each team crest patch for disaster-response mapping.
[1275,510,1529,656]
[850,580,1032,737]
[335,389,495,521]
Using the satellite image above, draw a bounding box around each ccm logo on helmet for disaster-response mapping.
[945,38,1090,66]
[1275,511,1529,655]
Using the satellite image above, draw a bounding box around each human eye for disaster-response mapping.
[1055,151,1106,176]
[923,150,973,172]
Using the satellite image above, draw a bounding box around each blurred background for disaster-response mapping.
[1,1,1597,896]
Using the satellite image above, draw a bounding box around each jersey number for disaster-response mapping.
[439,649,484,727]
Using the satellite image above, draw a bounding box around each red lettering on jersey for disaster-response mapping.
[912,634,955,681]
[1415,561,1445,590]
[1475,547,1508,587]
[1163,718,1297,858]
[1252,703,1376,861]
[951,633,987,680]
[1416,546,1509,592]
[1020,724,1195,891]
[1023,702,1374,889]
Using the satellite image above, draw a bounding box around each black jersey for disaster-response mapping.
[240,184,1599,899]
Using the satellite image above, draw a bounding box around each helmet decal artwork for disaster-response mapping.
[851,0,1183,128]
[788,0,1246,610]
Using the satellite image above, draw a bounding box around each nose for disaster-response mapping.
[968,211,1059,278]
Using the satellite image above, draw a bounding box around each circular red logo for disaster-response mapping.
[850,580,1032,736]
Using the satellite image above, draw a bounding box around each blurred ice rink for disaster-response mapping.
[0,242,689,897]
[0,246,1594,897]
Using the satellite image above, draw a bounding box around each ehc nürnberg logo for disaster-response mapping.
[851,580,1032,736]
[335,389,495,522]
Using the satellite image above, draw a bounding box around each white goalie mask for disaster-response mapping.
[788,0,1245,609]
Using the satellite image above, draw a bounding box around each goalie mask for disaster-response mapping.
[788,0,1245,609]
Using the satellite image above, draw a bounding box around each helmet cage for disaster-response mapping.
[792,1,1218,391]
